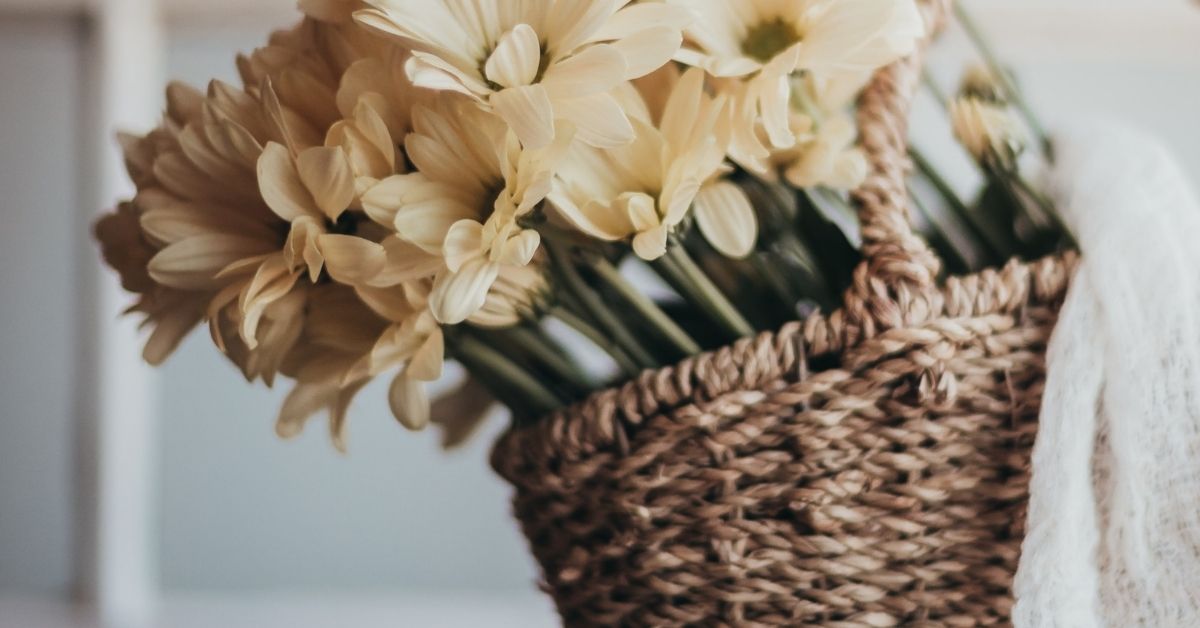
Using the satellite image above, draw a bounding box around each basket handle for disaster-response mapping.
[845,0,952,333]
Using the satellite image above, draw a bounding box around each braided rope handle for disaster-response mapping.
[845,0,953,335]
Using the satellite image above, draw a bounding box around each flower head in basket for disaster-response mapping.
[670,0,924,169]
[353,0,692,149]
[958,63,1009,105]
[96,16,412,380]
[359,95,566,326]
[950,96,1026,173]
[110,79,313,384]
[549,67,742,260]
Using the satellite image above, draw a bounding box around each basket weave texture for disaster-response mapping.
[492,1,1077,625]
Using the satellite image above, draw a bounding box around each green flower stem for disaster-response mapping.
[551,305,641,377]
[921,70,951,111]
[908,183,971,275]
[506,324,594,395]
[545,242,660,369]
[751,254,799,311]
[954,2,1053,158]
[772,234,836,308]
[910,147,1006,260]
[590,255,703,357]
[448,331,563,421]
[659,243,756,340]
[556,288,641,374]
[1010,175,1076,247]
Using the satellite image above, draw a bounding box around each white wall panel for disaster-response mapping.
[0,15,82,593]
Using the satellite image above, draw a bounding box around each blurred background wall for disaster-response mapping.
[0,1,1198,626]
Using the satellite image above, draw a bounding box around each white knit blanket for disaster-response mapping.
[1013,123,1200,627]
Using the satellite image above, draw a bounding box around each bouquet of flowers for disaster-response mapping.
[96,0,1065,451]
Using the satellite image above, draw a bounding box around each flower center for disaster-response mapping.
[742,18,801,63]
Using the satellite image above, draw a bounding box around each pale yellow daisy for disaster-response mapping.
[361,96,566,325]
[672,0,923,165]
[549,67,734,260]
[354,0,692,149]
[950,96,1025,171]
[628,65,758,259]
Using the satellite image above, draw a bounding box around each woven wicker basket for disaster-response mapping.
[492,1,1077,625]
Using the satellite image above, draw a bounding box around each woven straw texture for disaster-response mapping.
[492,1,1077,625]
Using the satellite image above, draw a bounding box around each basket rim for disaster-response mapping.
[494,251,1076,463]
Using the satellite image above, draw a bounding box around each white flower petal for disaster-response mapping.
[759,71,796,149]
[797,0,921,75]
[429,258,500,325]
[296,146,355,221]
[443,219,485,272]
[541,44,627,98]
[546,0,618,56]
[317,234,387,285]
[694,180,757,259]
[148,234,274,290]
[484,23,542,89]
[659,67,705,151]
[607,26,682,79]
[388,375,430,431]
[594,3,693,41]
[553,92,634,148]
[142,299,206,366]
[625,193,660,232]
[258,142,317,221]
[329,380,368,454]
[498,229,540,267]
[370,237,446,287]
[490,84,556,149]
[407,328,445,382]
[276,381,337,440]
[361,174,431,226]
[632,225,670,261]
[546,192,630,241]
[392,199,478,254]
[406,53,488,97]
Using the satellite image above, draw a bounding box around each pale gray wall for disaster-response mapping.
[0,15,82,592]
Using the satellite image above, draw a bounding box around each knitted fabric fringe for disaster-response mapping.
[1014,123,1200,627]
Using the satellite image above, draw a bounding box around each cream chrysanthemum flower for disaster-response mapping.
[236,18,387,149]
[673,0,923,167]
[354,0,691,149]
[361,97,565,325]
[629,65,758,259]
[124,81,309,383]
[113,15,400,383]
[550,67,735,260]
